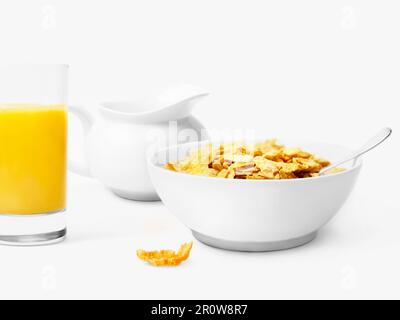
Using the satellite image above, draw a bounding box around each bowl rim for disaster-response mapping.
[148,138,363,184]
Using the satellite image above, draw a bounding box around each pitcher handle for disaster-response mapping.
[68,105,94,177]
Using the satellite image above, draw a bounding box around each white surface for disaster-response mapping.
[1,171,399,300]
[0,0,399,299]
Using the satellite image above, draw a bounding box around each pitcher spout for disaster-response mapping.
[100,85,209,123]
[150,92,209,122]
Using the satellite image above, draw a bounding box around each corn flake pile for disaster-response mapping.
[165,140,339,180]
[137,242,193,267]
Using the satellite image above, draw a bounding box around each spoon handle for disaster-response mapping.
[319,127,392,175]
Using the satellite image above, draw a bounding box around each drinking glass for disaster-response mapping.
[0,64,68,245]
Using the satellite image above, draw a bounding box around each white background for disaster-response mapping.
[0,0,399,299]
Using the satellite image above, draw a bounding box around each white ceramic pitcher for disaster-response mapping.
[69,85,209,201]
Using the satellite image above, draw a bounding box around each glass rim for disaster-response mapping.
[0,63,69,69]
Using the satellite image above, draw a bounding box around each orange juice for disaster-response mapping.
[0,104,67,214]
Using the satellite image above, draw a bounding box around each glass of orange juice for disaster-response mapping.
[0,64,68,245]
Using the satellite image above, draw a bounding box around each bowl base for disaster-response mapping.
[111,189,161,202]
[192,230,317,252]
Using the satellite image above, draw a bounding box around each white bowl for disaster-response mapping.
[148,140,362,252]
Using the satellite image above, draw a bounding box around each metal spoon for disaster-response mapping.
[319,127,392,175]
